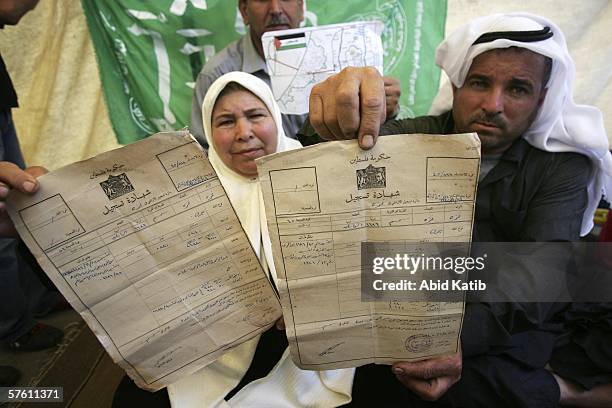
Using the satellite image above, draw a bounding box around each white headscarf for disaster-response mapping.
[431,12,612,236]
[168,72,353,407]
[202,71,301,267]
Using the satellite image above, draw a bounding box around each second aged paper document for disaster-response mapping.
[256,134,480,370]
[7,132,281,390]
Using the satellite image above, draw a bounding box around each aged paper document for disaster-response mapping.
[7,131,281,391]
[256,134,480,370]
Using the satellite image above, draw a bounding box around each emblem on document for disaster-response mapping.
[100,173,135,200]
[356,165,386,190]
[405,334,433,352]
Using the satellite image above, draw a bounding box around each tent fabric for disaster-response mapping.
[0,0,609,175]
[0,0,119,170]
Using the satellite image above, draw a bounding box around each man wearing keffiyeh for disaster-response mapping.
[302,12,612,408]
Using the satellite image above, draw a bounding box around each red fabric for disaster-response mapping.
[599,210,612,242]
[598,210,612,271]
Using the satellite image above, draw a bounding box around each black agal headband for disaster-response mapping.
[473,26,553,45]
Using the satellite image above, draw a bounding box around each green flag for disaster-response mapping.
[81,0,447,144]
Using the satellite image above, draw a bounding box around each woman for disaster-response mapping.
[171,72,355,407]
[114,72,354,407]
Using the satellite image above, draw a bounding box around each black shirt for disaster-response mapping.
[1,52,18,109]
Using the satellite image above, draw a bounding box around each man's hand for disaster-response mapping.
[309,67,386,150]
[0,161,46,236]
[391,347,462,401]
[383,76,401,119]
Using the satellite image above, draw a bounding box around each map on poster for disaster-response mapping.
[262,21,383,114]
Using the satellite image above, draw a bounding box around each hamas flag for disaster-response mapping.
[81,0,447,144]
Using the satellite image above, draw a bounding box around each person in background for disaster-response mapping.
[190,0,401,146]
[302,12,612,408]
[0,0,64,388]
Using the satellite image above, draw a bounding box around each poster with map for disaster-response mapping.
[82,0,446,143]
[262,22,384,114]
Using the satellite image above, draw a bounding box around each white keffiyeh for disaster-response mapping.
[167,72,354,407]
[430,13,611,236]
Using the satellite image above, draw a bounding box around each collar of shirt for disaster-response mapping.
[241,30,268,74]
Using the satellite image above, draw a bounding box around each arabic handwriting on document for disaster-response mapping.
[7,132,281,391]
[256,133,480,369]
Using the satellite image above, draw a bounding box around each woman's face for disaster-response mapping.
[211,89,277,177]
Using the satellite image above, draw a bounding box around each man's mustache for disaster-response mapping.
[266,14,290,27]
[469,112,506,129]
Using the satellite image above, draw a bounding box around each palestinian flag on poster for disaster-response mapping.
[81,0,447,144]
[274,33,307,51]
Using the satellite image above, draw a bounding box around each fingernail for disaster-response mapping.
[23,181,36,193]
[0,186,8,197]
[392,367,404,375]
[361,134,374,149]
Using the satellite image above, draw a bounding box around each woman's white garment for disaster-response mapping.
[429,12,612,236]
[167,71,354,407]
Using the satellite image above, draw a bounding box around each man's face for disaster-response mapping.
[452,48,548,155]
[239,0,304,41]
